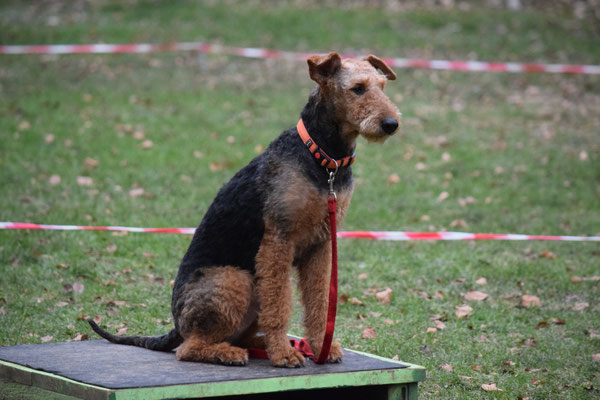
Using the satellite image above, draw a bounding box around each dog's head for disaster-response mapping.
[307,52,401,142]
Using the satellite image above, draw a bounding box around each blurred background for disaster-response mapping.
[1,1,599,399]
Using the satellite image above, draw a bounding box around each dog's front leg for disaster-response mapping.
[255,228,305,368]
[297,241,343,362]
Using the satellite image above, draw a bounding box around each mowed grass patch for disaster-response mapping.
[1,2,599,399]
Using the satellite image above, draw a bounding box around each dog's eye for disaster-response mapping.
[350,84,366,95]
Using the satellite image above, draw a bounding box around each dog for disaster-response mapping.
[89,52,401,368]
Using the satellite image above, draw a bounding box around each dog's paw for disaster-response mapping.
[270,347,305,368]
[219,346,249,366]
[176,341,249,366]
[310,341,344,363]
[327,342,343,363]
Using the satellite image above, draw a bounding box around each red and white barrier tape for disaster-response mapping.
[1,42,599,75]
[1,222,598,242]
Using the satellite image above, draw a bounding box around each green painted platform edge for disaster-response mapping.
[111,367,424,400]
[0,377,81,400]
[0,347,426,400]
[0,360,113,400]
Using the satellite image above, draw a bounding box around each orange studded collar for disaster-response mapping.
[296,119,356,170]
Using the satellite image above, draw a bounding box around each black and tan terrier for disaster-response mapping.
[89,52,401,368]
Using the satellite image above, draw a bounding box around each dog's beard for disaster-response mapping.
[359,115,398,143]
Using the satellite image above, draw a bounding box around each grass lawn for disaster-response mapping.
[1,1,599,399]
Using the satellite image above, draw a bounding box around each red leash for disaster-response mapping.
[315,191,338,363]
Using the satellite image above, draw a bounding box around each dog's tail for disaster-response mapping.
[87,318,183,352]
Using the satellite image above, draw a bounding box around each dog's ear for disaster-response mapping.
[307,52,342,85]
[364,55,397,80]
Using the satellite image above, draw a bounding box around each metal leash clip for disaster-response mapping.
[327,160,338,201]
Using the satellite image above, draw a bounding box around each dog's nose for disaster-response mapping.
[381,117,399,134]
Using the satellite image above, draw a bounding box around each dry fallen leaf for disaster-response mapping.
[481,383,502,392]
[458,196,477,207]
[361,327,377,339]
[539,250,555,259]
[383,318,395,325]
[440,363,453,372]
[369,311,382,318]
[357,273,368,280]
[376,288,393,304]
[521,295,542,308]
[449,218,468,228]
[591,354,600,362]
[536,321,549,329]
[77,176,93,186]
[436,191,449,202]
[129,188,144,198]
[105,244,117,253]
[426,327,437,333]
[72,282,84,294]
[49,174,61,186]
[463,290,488,301]
[350,297,364,306]
[210,162,226,172]
[551,318,566,325]
[503,360,516,366]
[387,173,400,184]
[572,302,589,311]
[475,277,487,285]
[434,320,447,330]
[84,157,99,168]
[70,333,88,342]
[141,140,153,148]
[586,328,599,339]
[117,327,128,335]
[455,304,473,318]
[41,335,53,343]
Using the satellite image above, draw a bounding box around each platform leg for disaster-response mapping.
[388,382,419,400]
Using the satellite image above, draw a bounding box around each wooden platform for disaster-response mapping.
[0,339,425,399]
